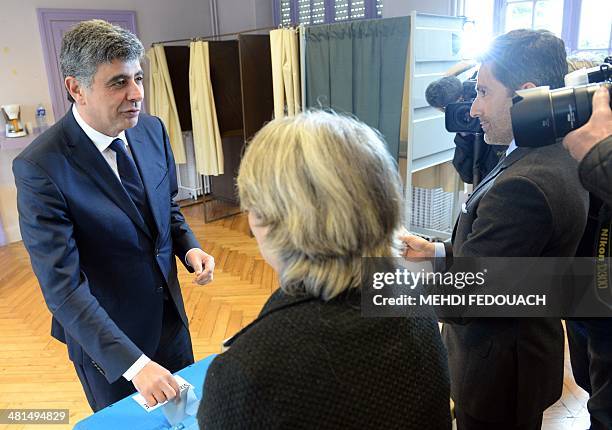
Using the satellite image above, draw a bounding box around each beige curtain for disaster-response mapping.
[270,28,301,118]
[146,44,186,164]
[189,41,224,176]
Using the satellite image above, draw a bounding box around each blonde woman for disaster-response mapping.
[197,111,451,429]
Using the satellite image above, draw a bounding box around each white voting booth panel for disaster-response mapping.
[404,12,467,240]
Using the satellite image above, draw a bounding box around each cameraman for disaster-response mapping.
[452,132,505,184]
[432,61,506,184]
[563,86,612,430]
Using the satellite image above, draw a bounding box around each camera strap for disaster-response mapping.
[594,204,611,306]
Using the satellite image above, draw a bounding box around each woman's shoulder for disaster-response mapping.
[224,287,439,362]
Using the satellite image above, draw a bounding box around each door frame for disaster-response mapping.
[37,8,138,121]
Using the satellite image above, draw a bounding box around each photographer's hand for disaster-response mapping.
[563,86,612,161]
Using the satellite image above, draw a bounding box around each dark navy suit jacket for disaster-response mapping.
[13,109,200,383]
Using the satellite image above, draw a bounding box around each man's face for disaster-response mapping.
[470,63,514,146]
[74,59,144,137]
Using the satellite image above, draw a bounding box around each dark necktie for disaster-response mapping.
[109,138,156,234]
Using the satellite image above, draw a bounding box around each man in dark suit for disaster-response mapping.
[563,87,612,430]
[401,30,589,429]
[13,20,215,411]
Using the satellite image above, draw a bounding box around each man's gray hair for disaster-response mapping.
[60,19,144,102]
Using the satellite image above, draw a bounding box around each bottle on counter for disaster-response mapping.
[35,104,49,134]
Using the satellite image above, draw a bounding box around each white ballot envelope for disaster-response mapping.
[162,384,200,426]
[132,375,199,420]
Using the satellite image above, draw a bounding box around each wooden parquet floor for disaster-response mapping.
[0,204,590,429]
[0,205,275,429]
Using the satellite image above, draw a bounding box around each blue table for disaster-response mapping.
[74,354,216,430]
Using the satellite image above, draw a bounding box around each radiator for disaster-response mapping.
[176,131,210,200]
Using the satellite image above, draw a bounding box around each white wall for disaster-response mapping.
[0,0,213,126]
[215,0,274,35]
[0,0,214,244]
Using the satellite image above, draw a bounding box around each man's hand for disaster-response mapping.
[132,361,180,407]
[563,86,612,162]
[185,248,215,285]
[398,231,436,260]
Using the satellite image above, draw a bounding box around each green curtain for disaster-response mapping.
[304,17,410,161]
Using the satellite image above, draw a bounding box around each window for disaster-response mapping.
[276,0,383,26]
[297,0,326,24]
[280,0,292,25]
[504,0,564,36]
[461,0,611,57]
[577,0,612,51]
[462,0,495,58]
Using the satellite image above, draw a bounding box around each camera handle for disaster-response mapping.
[472,133,486,187]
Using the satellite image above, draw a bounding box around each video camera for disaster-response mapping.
[511,57,612,148]
[425,72,482,134]
[445,79,481,133]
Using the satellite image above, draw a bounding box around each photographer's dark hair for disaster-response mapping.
[479,29,567,92]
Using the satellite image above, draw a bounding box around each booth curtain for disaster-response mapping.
[146,44,186,164]
[270,28,301,118]
[304,17,410,160]
[189,41,224,176]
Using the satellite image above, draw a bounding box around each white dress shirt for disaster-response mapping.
[72,105,202,381]
[72,105,130,179]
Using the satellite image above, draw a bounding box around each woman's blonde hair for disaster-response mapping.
[238,110,403,300]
